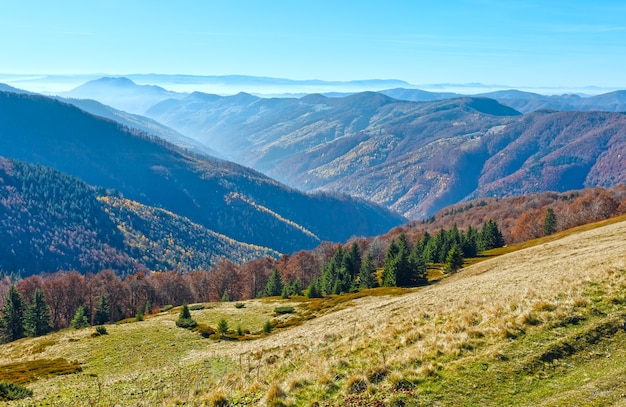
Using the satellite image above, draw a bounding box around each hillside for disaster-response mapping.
[0,157,277,276]
[381,88,626,114]
[146,91,626,218]
[0,91,404,255]
[58,97,220,157]
[2,216,625,405]
[146,93,523,217]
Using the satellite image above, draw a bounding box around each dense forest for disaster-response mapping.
[0,157,277,276]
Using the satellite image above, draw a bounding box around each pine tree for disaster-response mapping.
[93,295,110,325]
[0,285,25,342]
[176,303,197,329]
[70,305,89,329]
[264,268,284,297]
[382,239,399,287]
[408,243,428,287]
[461,225,479,258]
[444,244,464,274]
[543,208,557,236]
[217,318,229,337]
[395,234,413,287]
[24,289,52,337]
[306,278,323,298]
[479,220,505,251]
[359,252,377,289]
[346,242,362,280]
[288,279,303,296]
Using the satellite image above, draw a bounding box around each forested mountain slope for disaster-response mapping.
[146,91,626,218]
[0,92,404,254]
[0,157,277,276]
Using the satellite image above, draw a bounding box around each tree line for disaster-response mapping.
[1,220,505,343]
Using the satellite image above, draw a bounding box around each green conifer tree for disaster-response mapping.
[306,278,323,298]
[24,289,52,337]
[176,303,197,329]
[93,295,110,325]
[359,252,377,289]
[543,208,557,236]
[479,220,505,251]
[264,268,284,297]
[444,244,464,274]
[382,239,399,287]
[0,285,25,342]
[70,305,89,329]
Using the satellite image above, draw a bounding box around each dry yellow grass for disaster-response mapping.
[2,219,626,405]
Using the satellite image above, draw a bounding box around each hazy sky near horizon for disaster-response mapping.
[2,0,626,89]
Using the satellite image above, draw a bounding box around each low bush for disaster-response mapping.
[193,324,216,338]
[274,306,295,315]
[176,318,198,329]
[189,304,205,311]
[234,302,245,309]
[160,305,173,312]
[0,381,33,401]
[263,320,273,334]
[91,326,108,337]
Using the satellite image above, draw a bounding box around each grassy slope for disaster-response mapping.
[2,218,626,406]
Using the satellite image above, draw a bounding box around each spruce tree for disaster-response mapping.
[93,295,110,325]
[176,303,197,329]
[394,234,413,287]
[382,239,399,287]
[359,252,377,289]
[24,289,52,337]
[444,244,464,274]
[461,225,479,258]
[543,208,557,236]
[346,242,362,280]
[0,285,25,342]
[479,220,505,251]
[306,278,323,298]
[264,268,284,297]
[408,244,428,287]
[70,305,89,329]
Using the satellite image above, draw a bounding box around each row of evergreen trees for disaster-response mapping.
[0,286,51,342]
[0,286,116,343]
[259,220,505,298]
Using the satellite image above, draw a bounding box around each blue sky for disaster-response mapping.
[1,1,626,90]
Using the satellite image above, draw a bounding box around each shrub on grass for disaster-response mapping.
[234,302,245,309]
[263,320,273,334]
[91,326,108,337]
[193,324,215,338]
[160,304,173,312]
[0,381,33,401]
[176,304,197,329]
[274,306,295,315]
[189,304,205,311]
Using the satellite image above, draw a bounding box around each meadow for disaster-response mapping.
[1,217,626,406]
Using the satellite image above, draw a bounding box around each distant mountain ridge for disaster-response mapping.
[144,91,626,218]
[0,91,404,255]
